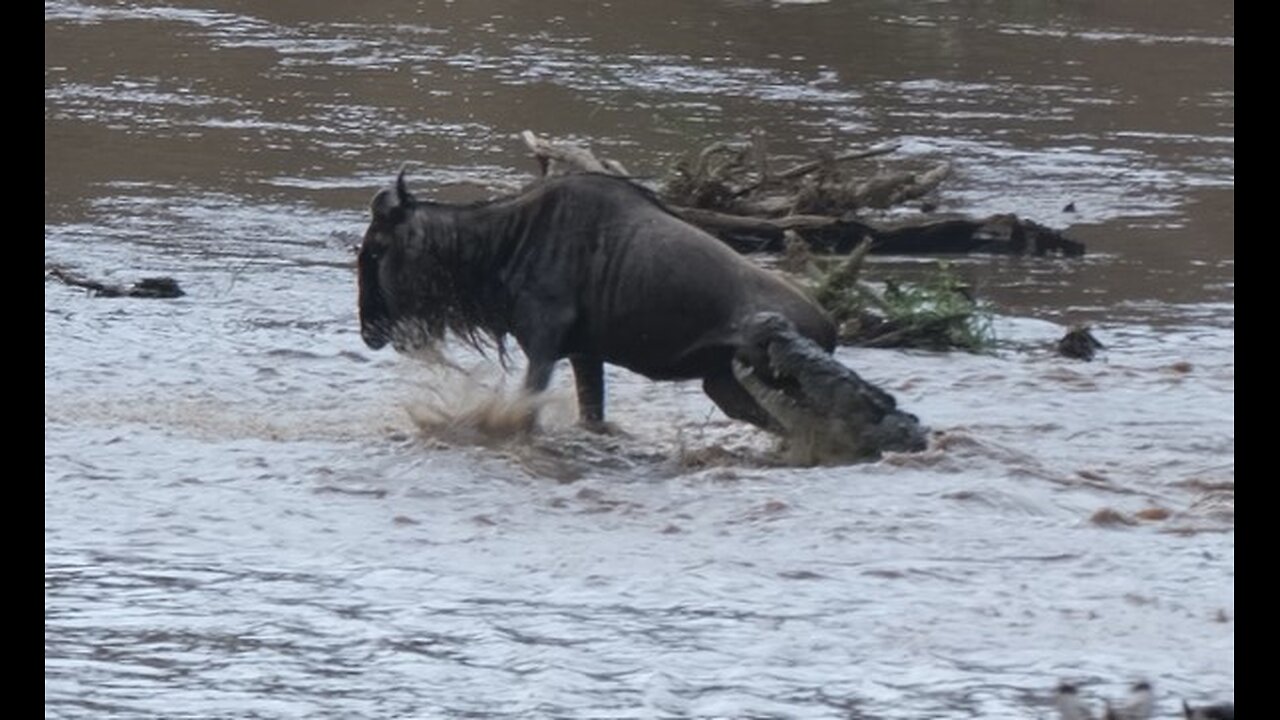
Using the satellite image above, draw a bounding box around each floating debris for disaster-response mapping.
[1058,324,1105,361]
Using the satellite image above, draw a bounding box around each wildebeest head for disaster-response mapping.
[357,169,507,356]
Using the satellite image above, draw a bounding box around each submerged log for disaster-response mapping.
[687,211,1083,257]
[48,265,185,298]
[867,214,1084,257]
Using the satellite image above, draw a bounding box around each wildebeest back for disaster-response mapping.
[501,176,835,379]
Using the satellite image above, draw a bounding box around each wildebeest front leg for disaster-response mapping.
[515,296,572,397]
[513,355,557,434]
[703,365,784,434]
[570,356,607,431]
[523,357,556,394]
[514,298,577,431]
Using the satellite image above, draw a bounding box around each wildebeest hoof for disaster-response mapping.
[580,419,626,437]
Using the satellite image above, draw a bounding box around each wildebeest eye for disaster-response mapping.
[359,234,389,262]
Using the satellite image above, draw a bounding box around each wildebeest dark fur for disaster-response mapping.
[358,171,836,431]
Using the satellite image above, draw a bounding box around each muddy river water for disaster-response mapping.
[45,1,1232,717]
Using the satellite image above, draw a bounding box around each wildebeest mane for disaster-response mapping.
[390,204,512,363]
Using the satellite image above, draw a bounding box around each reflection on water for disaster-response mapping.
[46,1,1231,717]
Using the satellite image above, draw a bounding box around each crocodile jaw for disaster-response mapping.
[733,357,926,464]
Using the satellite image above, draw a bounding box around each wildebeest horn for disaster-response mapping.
[370,164,416,221]
[396,163,414,208]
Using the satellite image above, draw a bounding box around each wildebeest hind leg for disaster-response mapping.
[703,368,783,434]
[570,356,607,430]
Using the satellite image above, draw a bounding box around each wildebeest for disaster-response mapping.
[358,170,924,458]
[358,170,832,433]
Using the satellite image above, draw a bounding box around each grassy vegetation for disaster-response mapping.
[808,241,996,352]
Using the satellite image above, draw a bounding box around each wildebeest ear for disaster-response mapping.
[370,187,400,222]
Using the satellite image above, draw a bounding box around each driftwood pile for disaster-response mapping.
[521,130,1084,257]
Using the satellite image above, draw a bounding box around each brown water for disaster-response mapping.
[45,2,1233,718]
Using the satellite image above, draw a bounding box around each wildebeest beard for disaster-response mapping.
[358,198,513,363]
